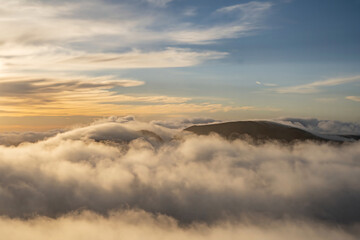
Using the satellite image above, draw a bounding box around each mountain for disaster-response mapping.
[337,135,360,141]
[184,121,329,143]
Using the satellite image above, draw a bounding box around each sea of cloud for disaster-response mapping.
[0,116,359,239]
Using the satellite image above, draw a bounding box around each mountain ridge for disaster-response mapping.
[184,121,334,143]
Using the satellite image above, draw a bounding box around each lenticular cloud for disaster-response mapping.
[0,117,359,239]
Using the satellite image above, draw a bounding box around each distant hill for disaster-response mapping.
[184,121,329,143]
[337,135,360,141]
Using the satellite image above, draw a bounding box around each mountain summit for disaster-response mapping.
[184,121,327,143]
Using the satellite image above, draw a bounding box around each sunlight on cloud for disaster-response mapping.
[62,48,228,69]
[1,0,230,75]
[0,117,359,239]
[0,0,271,74]
[0,211,358,240]
[1,47,227,72]
[0,75,244,117]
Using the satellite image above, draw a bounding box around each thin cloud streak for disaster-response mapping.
[170,1,272,44]
[217,1,272,16]
[274,75,360,94]
[256,81,277,87]
[0,76,144,96]
[0,74,274,117]
[62,48,228,69]
[1,47,228,72]
[346,96,360,102]
[145,0,174,7]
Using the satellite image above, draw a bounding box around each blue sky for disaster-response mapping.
[112,0,360,120]
[0,0,359,129]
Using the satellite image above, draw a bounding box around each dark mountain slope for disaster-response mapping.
[184,121,328,143]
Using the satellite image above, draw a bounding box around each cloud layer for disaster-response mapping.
[0,210,359,240]
[0,75,245,117]
[0,117,359,239]
[0,0,270,73]
[277,118,360,135]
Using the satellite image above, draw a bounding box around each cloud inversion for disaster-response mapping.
[0,117,359,239]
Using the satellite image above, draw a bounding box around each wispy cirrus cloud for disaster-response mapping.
[62,48,227,70]
[1,47,227,72]
[0,0,221,74]
[0,76,144,97]
[0,0,271,74]
[169,1,272,44]
[217,1,272,16]
[144,0,174,7]
[274,75,360,94]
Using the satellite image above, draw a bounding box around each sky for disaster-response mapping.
[0,0,360,130]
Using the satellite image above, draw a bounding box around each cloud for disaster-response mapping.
[0,82,243,116]
[274,75,360,94]
[0,0,272,75]
[0,117,359,232]
[0,1,273,121]
[0,76,144,97]
[0,129,62,146]
[256,81,277,87]
[0,74,257,117]
[1,47,227,72]
[0,75,164,116]
[50,116,175,143]
[61,48,228,70]
[183,8,197,17]
[151,117,221,129]
[0,210,358,240]
[277,118,360,135]
[217,1,272,16]
[169,1,272,44]
[144,0,174,7]
[346,96,360,102]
